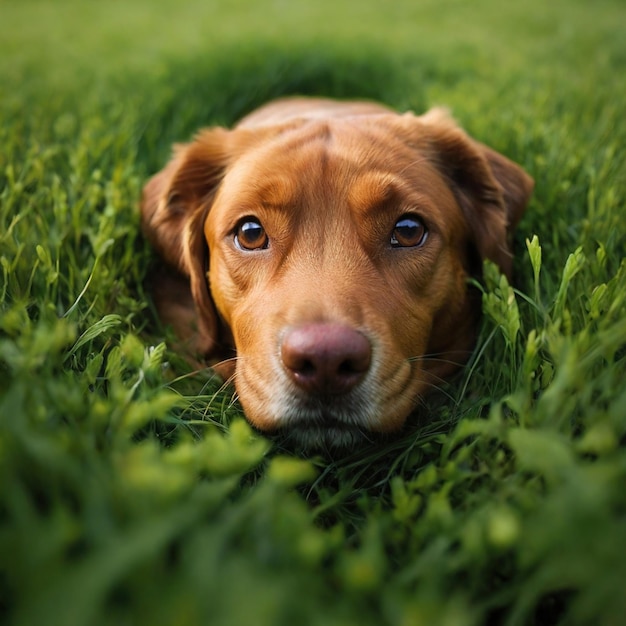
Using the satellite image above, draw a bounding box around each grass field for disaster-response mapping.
[1,1,625,624]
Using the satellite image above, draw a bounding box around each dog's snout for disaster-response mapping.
[281,323,371,395]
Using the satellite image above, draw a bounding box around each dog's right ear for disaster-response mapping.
[141,127,239,358]
[141,128,233,275]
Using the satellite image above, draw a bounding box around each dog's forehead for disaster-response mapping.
[219,116,445,210]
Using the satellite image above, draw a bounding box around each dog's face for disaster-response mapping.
[142,100,533,448]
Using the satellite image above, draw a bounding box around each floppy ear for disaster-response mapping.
[141,128,234,357]
[419,108,534,278]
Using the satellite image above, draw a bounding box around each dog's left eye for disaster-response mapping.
[390,215,428,248]
[234,218,269,251]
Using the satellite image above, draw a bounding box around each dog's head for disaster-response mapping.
[142,103,533,447]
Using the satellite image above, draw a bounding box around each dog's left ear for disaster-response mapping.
[418,108,534,278]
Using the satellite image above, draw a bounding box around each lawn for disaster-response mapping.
[1,1,625,624]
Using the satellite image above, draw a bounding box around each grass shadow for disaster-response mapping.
[133,41,424,170]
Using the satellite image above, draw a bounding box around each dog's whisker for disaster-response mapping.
[407,351,474,366]
[211,354,240,367]
[395,154,430,178]
[217,366,238,388]
[227,389,240,410]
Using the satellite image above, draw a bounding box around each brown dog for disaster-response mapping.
[141,97,533,447]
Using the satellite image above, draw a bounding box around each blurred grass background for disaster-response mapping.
[1,1,625,625]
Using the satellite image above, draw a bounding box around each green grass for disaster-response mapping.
[1,1,625,624]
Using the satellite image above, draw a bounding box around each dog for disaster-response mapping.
[141,97,533,448]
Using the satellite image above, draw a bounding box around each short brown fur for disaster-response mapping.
[141,97,533,447]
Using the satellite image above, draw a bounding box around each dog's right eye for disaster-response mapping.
[234,218,269,251]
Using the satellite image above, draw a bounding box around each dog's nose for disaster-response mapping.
[281,323,372,395]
